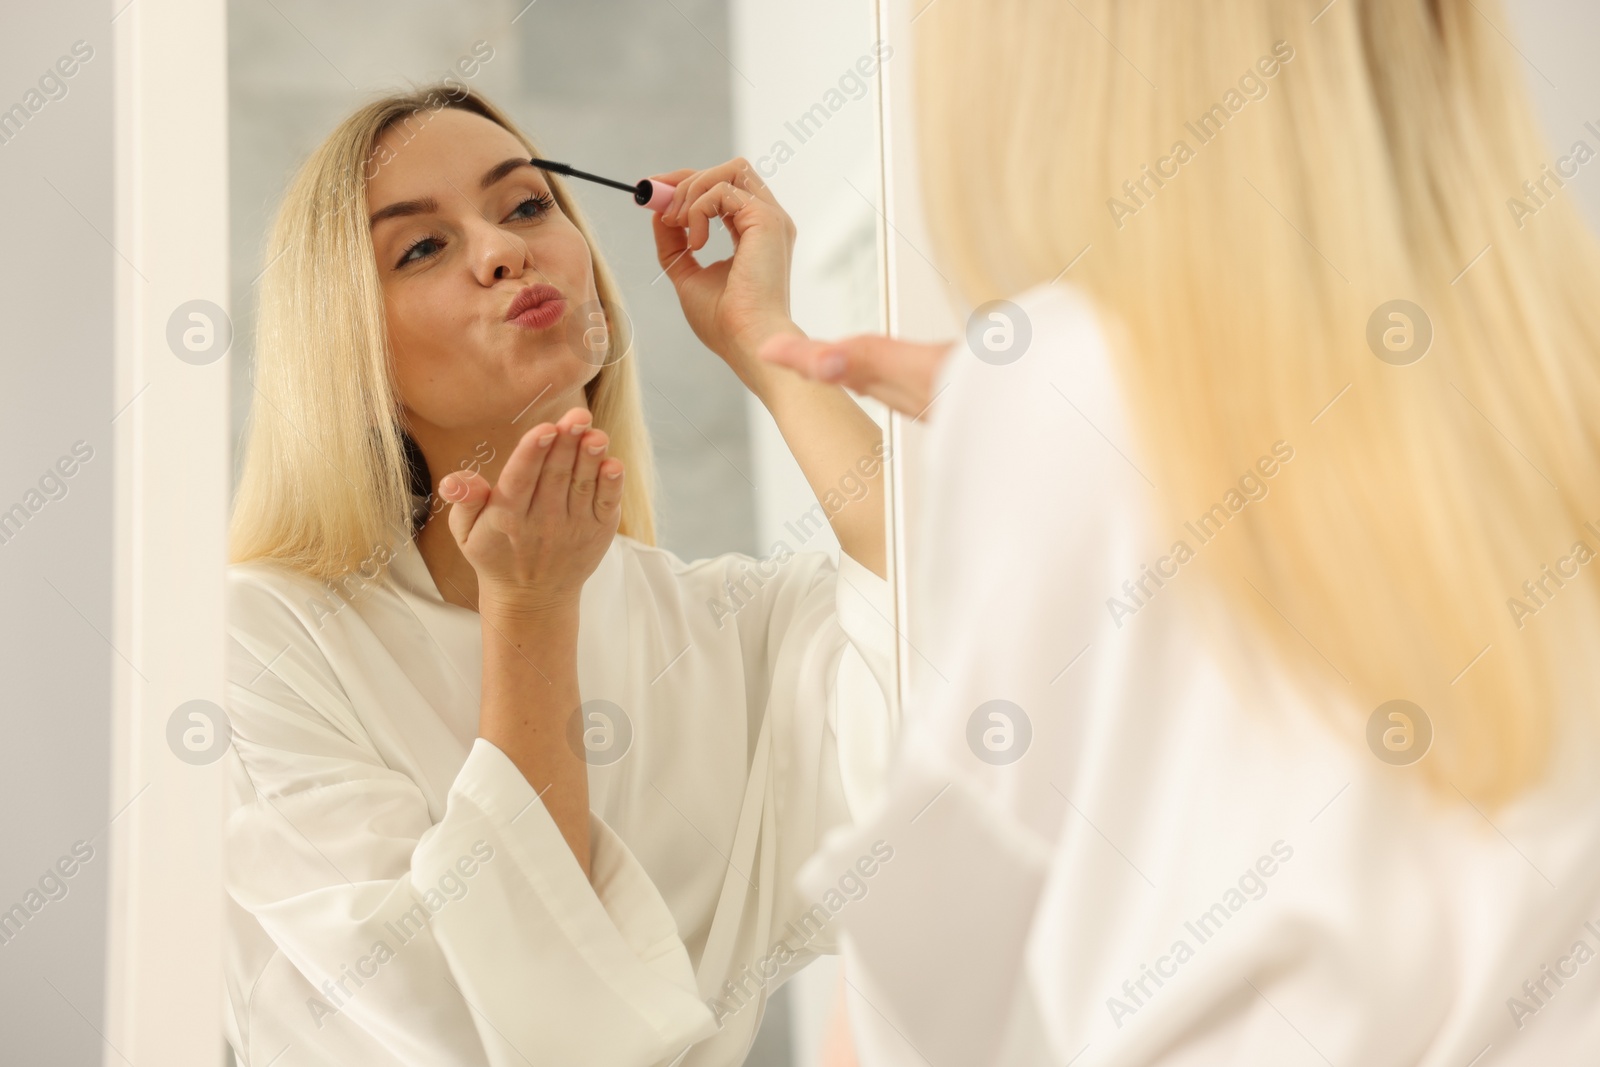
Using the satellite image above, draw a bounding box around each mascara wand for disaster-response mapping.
[529,158,677,212]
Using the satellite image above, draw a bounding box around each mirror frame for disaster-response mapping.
[110,0,230,1062]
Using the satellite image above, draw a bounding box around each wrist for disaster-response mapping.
[734,317,805,399]
[478,590,580,628]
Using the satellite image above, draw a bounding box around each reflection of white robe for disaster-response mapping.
[221,529,896,1067]
[801,281,1600,1066]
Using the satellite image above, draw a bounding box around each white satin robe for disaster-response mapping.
[221,526,896,1067]
[799,280,1600,1066]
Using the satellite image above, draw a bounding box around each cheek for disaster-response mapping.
[536,223,598,295]
[387,280,459,350]
[384,281,472,408]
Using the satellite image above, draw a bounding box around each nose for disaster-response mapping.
[466,214,531,285]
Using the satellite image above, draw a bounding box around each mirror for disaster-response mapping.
[223,1,893,1065]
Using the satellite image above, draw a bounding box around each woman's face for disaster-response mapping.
[366,107,601,432]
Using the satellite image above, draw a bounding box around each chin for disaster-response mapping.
[499,361,592,414]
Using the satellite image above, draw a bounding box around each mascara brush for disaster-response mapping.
[529,158,677,212]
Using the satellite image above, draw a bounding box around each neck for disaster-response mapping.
[410,385,590,612]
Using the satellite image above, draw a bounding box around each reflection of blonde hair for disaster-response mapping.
[230,84,656,586]
[917,0,1600,807]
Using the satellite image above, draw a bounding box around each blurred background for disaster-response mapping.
[3,0,1597,1064]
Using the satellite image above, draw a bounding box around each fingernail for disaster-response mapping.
[586,443,605,455]
[570,421,591,436]
[440,475,462,499]
[819,351,847,379]
[537,431,557,447]
[605,469,623,479]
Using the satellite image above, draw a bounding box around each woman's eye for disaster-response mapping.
[509,192,555,222]
[398,236,441,266]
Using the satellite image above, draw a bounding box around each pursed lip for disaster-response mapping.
[504,283,565,321]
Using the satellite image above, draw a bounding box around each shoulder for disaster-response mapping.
[222,559,379,755]
[932,281,1123,436]
[224,559,365,700]
[922,281,1146,532]
[226,559,345,638]
[906,283,1157,687]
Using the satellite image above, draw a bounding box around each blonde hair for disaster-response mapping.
[230,84,657,589]
[916,0,1600,807]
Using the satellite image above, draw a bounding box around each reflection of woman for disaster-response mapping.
[223,85,894,1066]
[768,1,1600,1063]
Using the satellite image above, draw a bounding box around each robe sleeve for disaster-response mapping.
[712,544,898,960]
[223,573,719,1067]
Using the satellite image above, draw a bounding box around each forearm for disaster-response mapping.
[749,359,888,579]
[477,604,592,880]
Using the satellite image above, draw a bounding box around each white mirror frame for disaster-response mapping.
[109,0,229,1062]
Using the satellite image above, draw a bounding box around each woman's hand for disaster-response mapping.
[438,406,623,619]
[757,332,955,421]
[649,159,801,394]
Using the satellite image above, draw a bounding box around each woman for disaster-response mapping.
[223,84,896,1066]
[765,0,1600,1063]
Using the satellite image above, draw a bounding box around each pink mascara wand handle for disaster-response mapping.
[634,178,677,212]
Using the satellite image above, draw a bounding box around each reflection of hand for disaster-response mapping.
[438,406,623,620]
[758,332,955,421]
[648,159,799,391]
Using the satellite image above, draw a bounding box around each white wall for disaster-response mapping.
[1504,0,1600,229]
[0,4,113,1063]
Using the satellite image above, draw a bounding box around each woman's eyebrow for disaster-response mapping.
[368,157,539,230]
[478,156,535,191]
[369,196,438,230]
